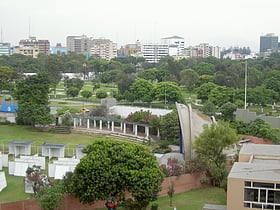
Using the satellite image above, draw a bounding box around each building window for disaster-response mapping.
[244,181,280,209]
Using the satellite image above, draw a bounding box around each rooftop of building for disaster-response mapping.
[162,35,184,39]
[228,162,280,182]
[239,143,280,157]
[229,143,280,181]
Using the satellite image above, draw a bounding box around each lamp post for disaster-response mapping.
[244,61,248,110]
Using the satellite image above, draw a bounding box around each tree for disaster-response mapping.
[115,72,135,95]
[193,121,240,186]
[0,66,14,83]
[36,181,64,210]
[199,101,216,116]
[68,139,164,209]
[125,78,154,103]
[167,181,175,207]
[154,82,184,104]
[160,110,180,141]
[179,69,199,98]
[0,66,14,92]
[66,87,80,98]
[42,55,63,98]
[96,89,108,99]
[194,62,215,76]
[220,102,237,121]
[195,82,217,102]
[138,68,158,81]
[13,73,53,126]
[80,90,93,102]
[64,78,84,92]
[208,86,234,107]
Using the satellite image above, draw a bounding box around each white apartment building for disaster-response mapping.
[90,38,117,60]
[161,36,185,56]
[14,45,39,58]
[141,43,169,63]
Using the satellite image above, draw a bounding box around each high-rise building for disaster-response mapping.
[90,38,117,60]
[0,42,11,56]
[260,33,278,53]
[66,35,91,54]
[161,36,185,56]
[141,43,169,63]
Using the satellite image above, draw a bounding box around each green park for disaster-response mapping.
[1,52,280,209]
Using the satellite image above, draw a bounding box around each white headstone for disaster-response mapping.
[0,172,7,192]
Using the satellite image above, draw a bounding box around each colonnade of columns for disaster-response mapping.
[73,118,160,139]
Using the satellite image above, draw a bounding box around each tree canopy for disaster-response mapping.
[68,139,164,209]
[193,121,240,186]
[13,72,53,126]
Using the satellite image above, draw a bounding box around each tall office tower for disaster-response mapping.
[18,37,50,55]
[66,35,91,54]
[260,33,278,53]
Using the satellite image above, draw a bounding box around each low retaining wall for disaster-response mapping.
[0,172,203,210]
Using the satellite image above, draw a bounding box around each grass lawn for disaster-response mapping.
[0,125,227,209]
[152,187,226,210]
[95,187,226,210]
[0,125,109,156]
[0,168,31,202]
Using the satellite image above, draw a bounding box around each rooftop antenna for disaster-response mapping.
[28,16,31,38]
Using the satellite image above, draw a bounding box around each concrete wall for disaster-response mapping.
[235,109,280,128]
[227,178,244,210]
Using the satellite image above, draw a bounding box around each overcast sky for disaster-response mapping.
[1,0,279,52]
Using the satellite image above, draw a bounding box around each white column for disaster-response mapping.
[120,122,123,131]
[79,118,82,126]
[87,119,90,129]
[73,118,76,128]
[112,121,115,132]
[99,120,102,130]
[157,128,160,138]
[145,126,149,138]
[107,121,110,129]
[123,123,126,134]
[134,124,138,136]
[93,120,96,128]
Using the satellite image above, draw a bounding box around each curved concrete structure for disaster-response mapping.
[176,103,212,162]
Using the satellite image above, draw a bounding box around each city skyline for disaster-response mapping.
[1,0,280,52]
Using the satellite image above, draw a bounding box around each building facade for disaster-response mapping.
[0,42,11,56]
[90,38,117,60]
[161,36,185,56]
[141,43,169,63]
[18,37,50,55]
[118,41,141,57]
[66,35,91,54]
[260,33,278,53]
[227,144,280,210]
[50,43,67,55]
[14,45,39,58]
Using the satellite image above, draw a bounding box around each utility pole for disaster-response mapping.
[244,61,248,110]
